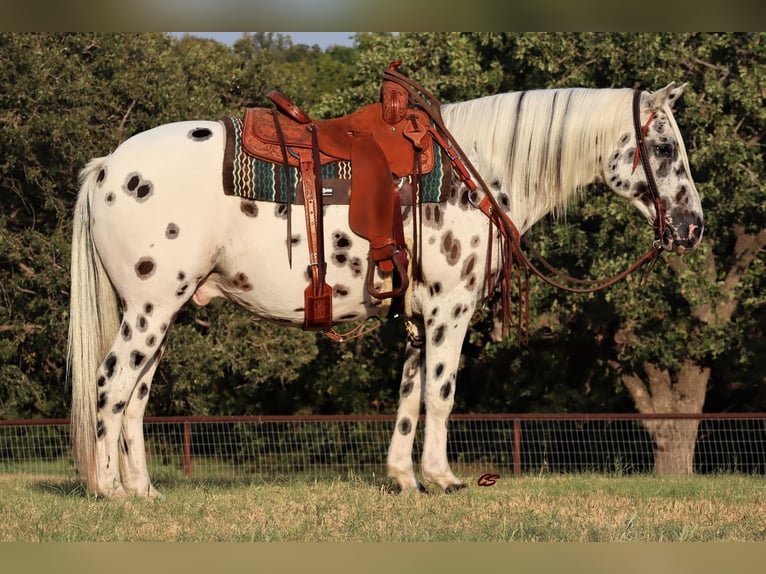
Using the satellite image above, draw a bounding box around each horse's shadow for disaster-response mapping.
[29,478,87,498]
[28,474,400,498]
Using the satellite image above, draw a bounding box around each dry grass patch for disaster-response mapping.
[1,473,765,541]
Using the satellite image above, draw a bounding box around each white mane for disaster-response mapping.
[441,87,634,230]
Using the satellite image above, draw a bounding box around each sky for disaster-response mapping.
[175,32,356,49]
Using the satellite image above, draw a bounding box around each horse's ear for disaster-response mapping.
[648,82,688,110]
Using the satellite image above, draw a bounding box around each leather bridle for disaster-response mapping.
[631,89,666,246]
[383,67,666,340]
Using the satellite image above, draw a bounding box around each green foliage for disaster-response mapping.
[1,33,764,420]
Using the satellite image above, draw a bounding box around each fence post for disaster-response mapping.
[183,421,191,478]
[513,418,522,476]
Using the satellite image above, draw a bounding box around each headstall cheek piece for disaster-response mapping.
[631,89,666,248]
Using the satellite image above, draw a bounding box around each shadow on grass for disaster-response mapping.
[23,471,403,499]
[29,478,87,498]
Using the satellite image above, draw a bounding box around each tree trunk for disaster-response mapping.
[618,360,710,476]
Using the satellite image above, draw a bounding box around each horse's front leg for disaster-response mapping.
[387,327,427,492]
[419,295,474,492]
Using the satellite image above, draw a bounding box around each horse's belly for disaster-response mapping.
[211,203,383,325]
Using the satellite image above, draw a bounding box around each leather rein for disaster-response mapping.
[384,68,666,339]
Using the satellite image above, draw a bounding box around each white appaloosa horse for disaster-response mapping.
[69,83,703,497]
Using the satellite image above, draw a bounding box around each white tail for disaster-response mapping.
[67,157,121,493]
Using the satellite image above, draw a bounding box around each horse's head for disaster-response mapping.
[605,84,704,253]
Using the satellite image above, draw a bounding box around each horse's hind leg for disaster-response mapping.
[94,305,174,498]
[118,338,167,497]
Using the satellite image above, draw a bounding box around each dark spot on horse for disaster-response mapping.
[498,193,510,210]
[398,417,412,436]
[146,334,157,347]
[461,254,477,279]
[340,313,359,320]
[333,231,352,249]
[138,383,149,400]
[130,350,146,369]
[176,284,189,297]
[97,168,106,185]
[160,323,168,333]
[400,380,414,397]
[290,235,301,246]
[349,257,364,277]
[104,353,117,378]
[112,401,126,414]
[275,204,288,218]
[96,419,105,439]
[98,392,108,410]
[136,316,148,332]
[165,223,180,239]
[440,382,452,400]
[428,282,442,297]
[135,257,156,279]
[432,324,446,346]
[144,303,153,315]
[121,322,132,341]
[435,363,445,379]
[240,201,258,218]
[121,437,129,454]
[470,235,481,248]
[97,375,106,387]
[440,231,461,265]
[231,272,252,291]
[177,271,186,282]
[452,304,465,319]
[464,273,477,291]
[104,192,115,205]
[123,173,153,202]
[332,252,348,266]
[490,179,501,191]
[619,132,630,145]
[334,285,350,298]
[676,185,688,204]
[189,127,213,141]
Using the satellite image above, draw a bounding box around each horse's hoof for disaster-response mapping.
[445,482,467,493]
[416,481,428,494]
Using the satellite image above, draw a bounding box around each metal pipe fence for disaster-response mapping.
[1,414,765,481]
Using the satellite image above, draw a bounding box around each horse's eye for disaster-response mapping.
[654,144,673,157]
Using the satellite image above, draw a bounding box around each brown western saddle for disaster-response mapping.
[240,61,436,331]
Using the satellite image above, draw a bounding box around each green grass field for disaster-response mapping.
[2,472,766,542]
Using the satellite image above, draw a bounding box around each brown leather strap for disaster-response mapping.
[298,126,332,330]
[268,90,311,124]
[271,110,293,267]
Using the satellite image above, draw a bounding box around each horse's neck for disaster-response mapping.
[443,88,631,232]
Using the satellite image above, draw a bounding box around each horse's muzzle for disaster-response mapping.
[662,207,704,253]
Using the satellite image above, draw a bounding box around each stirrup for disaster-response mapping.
[366,250,409,300]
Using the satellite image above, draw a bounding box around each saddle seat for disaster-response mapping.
[239,62,435,331]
